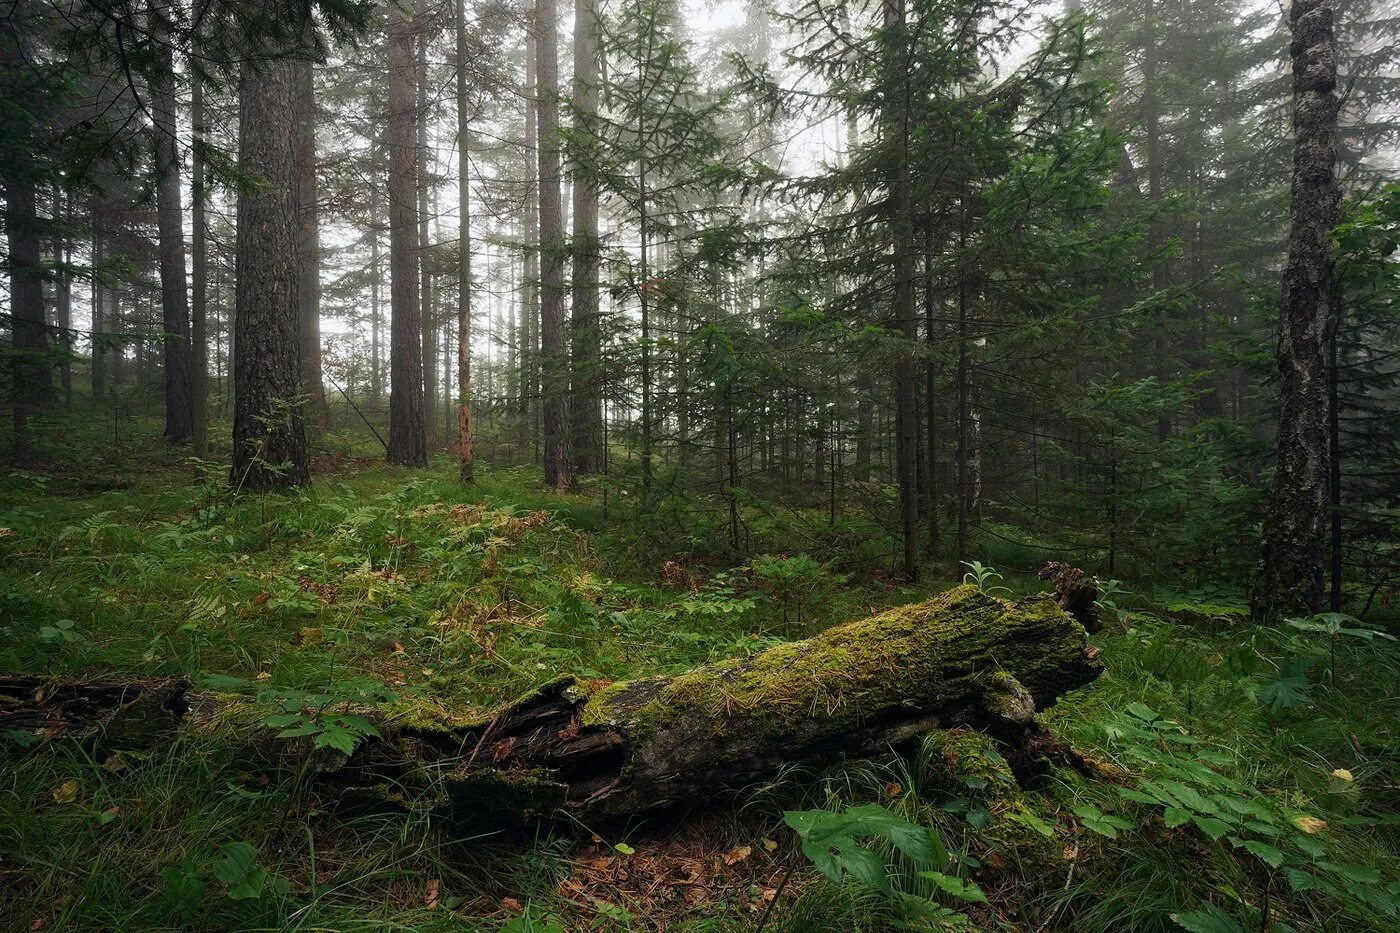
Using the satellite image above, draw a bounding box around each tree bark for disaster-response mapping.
[1255,0,1340,619]
[192,64,210,459]
[536,0,574,489]
[417,7,437,439]
[4,587,1101,823]
[885,0,919,582]
[231,53,311,490]
[569,0,603,475]
[386,5,428,466]
[152,10,194,444]
[294,57,329,427]
[456,0,475,483]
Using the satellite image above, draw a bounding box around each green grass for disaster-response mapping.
[2,404,1397,931]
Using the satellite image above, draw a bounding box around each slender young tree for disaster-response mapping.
[191,63,210,459]
[152,8,194,443]
[231,48,311,489]
[1255,0,1342,618]
[456,0,475,482]
[386,1,428,465]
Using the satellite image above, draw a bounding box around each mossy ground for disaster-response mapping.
[2,405,1397,931]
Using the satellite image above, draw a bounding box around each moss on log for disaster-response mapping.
[359,585,1102,821]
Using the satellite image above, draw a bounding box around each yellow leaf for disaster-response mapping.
[52,779,79,804]
[1293,816,1327,835]
[723,845,752,866]
[762,838,778,853]
[1331,768,1354,782]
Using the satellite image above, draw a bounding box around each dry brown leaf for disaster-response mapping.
[762,837,778,852]
[723,845,752,866]
[1293,816,1327,835]
[501,897,522,911]
[424,878,441,909]
[52,779,78,804]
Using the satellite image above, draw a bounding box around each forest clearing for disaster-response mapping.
[2,0,1399,930]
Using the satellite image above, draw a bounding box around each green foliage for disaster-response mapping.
[784,802,982,926]
[959,560,1009,596]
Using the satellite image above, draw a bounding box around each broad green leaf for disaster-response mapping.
[213,842,257,885]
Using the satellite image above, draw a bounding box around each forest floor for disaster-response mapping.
[2,409,1398,932]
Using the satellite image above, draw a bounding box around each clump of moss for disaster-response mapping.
[921,728,1016,796]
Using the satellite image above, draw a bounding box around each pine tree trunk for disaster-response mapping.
[231,54,310,490]
[52,187,73,407]
[386,7,428,466]
[294,58,329,427]
[6,175,47,459]
[1255,0,1340,619]
[570,0,603,475]
[885,0,919,583]
[417,10,438,439]
[536,0,574,489]
[152,11,194,444]
[456,0,475,483]
[191,67,210,459]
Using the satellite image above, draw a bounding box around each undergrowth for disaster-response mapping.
[1,410,1396,931]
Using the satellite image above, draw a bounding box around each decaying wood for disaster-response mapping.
[3,585,1102,823]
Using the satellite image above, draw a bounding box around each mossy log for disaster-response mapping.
[4,586,1103,823]
[343,585,1103,821]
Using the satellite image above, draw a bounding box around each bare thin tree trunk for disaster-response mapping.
[417,8,437,439]
[387,5,428,466]
[536,0,574,489]
[231,53,310,490]
[152,10,194,443]
[294,58,329,427]
[1255,0,1341,618]
[52,187,73,407]
[570,0,603,474]
[456,0,475,482]
[192,65,210,459]
[885,0,919,583]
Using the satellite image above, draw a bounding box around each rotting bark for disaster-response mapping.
[5,587,1100,823]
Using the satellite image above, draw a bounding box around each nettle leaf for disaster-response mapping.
[1192,816,1232,841]
[918,871,988,903]
[1163,808,1193,829]
[1073,804,1134,839]
[1238,839,1288,868]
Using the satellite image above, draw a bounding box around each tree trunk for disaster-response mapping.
[417,9,438,440]
[885,0,919,583]
[1255,0,1340,619]
[456,0,475,483]
[152,10,194,444]
[3,587,1101,823]
[52,187,73,407]
[5,175,47,459]
[294,57,329,427]
[231,53,311,490]
[192,66,210,459]
[386,6,428,466]
[536,0,574,489]
[569,0,603,475]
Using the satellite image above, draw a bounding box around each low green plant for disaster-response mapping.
[959,560,1009,596]
[783,802,985,927]
[1285,612,1396,684]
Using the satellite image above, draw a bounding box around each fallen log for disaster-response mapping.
[344,584,1103,820]
[4,585,1103,822]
